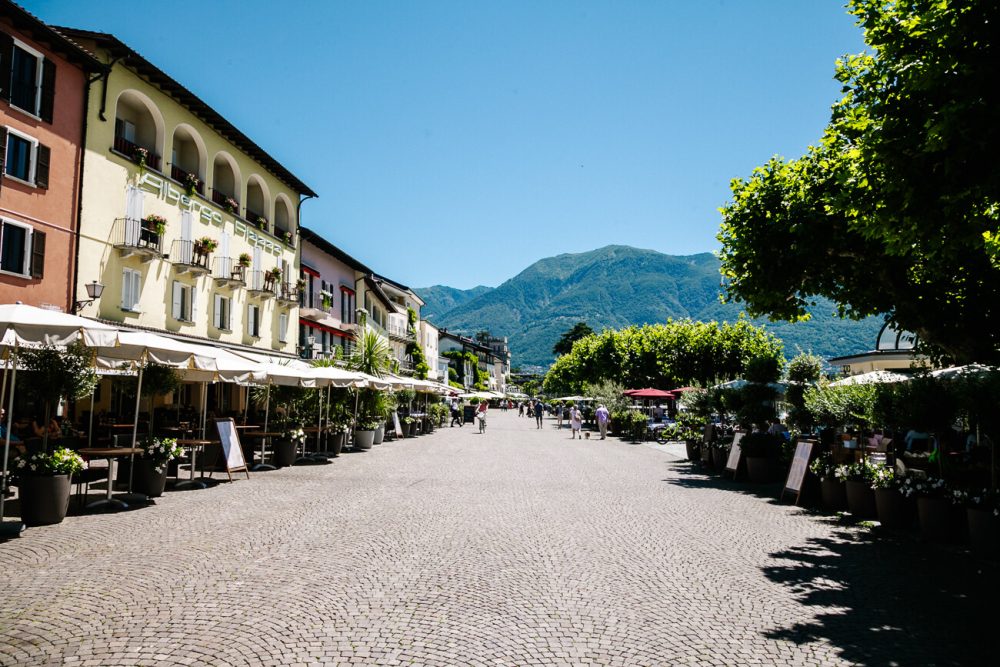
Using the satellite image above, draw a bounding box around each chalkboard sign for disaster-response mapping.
[214,418,250,480]
[392,410,403,439]
[725,431,746,478]
[782,439,816,504]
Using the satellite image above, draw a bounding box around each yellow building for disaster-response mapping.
[65,29,315,360]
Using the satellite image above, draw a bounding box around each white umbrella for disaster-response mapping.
[0,305,120,536]
[929,364,996,380]
[829,370,910,386]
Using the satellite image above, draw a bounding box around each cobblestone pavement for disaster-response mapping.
[1,412,996,666]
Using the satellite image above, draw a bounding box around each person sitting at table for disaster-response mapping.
[32,415,62,441]
[904,428,930,452]
[0,409,23,452]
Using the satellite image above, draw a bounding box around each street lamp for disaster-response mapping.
[73,280,105,313]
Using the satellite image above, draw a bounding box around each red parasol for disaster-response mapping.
[624,388,675,399]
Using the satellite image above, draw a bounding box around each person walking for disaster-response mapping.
[518,401,525,417]
[476,400,488,433]
[450,398,463,428]
[570,406,583,439]
[534,399,544,429]
[595,404,610,440]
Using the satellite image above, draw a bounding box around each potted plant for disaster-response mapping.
[740,432,783,483]
[674,413,704,462]
[133,146,148,169]
[283,231,293,245]
[295,278,306,292]
[871,467,914,529]
[908,477,959,542]
[14,448,84,526]
[193,236,217,255]
[182,172,200,196]
[223,196,238,215]
[256,216,268,230]
[842,459,878,519]
[964,489,999,556]
[810,453,848,511]
[402,415,417,438]
[320,290,334,309]
[134,437,182,498]
[353,417,380,450]
[143,214,167,238]
[273,425,304,468]
[237,253,252,269]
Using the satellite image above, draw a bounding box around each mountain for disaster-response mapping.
[418,285,493,320]
[416,245,882,368]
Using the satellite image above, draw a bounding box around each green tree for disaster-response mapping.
[718,0,1000,364]
[18,343,98,451]
[552,322,594,356]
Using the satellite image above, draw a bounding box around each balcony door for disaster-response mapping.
[179,210,193,263]
[125,185,143,245]
[220,231,230,277]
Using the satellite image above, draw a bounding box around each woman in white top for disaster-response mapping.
[570,407,583,439]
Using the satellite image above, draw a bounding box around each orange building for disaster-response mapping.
[0,1,99,311]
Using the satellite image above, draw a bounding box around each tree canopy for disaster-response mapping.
[552,322,595,356]
[543,318,784,395]
[718,0,1000,364]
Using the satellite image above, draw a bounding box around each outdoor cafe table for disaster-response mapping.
[174,439,214,490]
[78,447,142,511]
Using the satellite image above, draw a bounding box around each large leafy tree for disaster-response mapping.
[543,318,783,395]
[552,322,595,356]
[718,0,1000,364]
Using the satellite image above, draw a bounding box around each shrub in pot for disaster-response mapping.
[842,459,878,519]
[135,437,182,498]
[15,448,84,526]
[870,466,914,529]
[353,417,380,451]
[810,452,847,511]
[740,433,783,483]
[907,477,961,543]
[963,489,999,556]
[373,422,385,445]
[403,416,417,438]
[328,423,349,457]
[710,442,730,471]
[273,426,304,467]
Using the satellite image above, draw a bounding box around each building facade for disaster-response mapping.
[63,29,314,357]
[0,3,98,311]
[297,226,365,361]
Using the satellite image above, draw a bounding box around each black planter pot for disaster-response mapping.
[19,474,71,526]
[272,438,297,467]
[711,447,729,472]
[330,432,346,457]
[684,440,700,462]
[874,488,914,529]
[746,456,778,483]
[967,507,999,556]
[845,480,877,519]
[917,497,961,543]
[821,479,848,512]
[134,459,168,498]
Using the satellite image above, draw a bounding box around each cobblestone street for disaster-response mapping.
[1,412,995,666]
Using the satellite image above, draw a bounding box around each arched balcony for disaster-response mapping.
[274,196,293,243]
[211,153,240,214]
[245,177,269,231]
[113,90,163,170]
[170,125,205,196]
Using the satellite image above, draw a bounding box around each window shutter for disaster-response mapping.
[132,271,141,310]
[121,269,132,309]
[39,58,55,123]
[222,297,229,329]
[172,281,182,320]
[247,304,253,336]
[35,144,50,188]
[214,294,221,329]
[29,229,45,279]
[0,32,12,102]
[0,127,7,194]
[279,313,288,342]
[189,285,197,322]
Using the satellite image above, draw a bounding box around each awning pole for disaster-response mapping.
[1,344,25,535]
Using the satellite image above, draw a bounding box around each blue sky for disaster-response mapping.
[31,0,865,289]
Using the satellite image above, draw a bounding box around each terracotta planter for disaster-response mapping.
[272,438,297,467]
[684,440,700,462]
[134,459,168,498]
[19,474,71,526]
[373,424,385,445]
[353,429,375,450]
[967,507,999,556]
[330,432,346,457]
[917,497,960,543]
[746,457,778,483]
[874,488,914,529]
[845,480,877,519]
[821,479,848,511]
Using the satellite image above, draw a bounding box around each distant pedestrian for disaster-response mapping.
[595,404,610,440]
[450,398,463,428]
[534,399,544,429]
[518,401,525,417]
[557,403,564,429]
[501,400,507,413]
[570,407,583,439]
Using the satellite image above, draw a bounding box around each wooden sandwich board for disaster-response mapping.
[725,431,746,479]
[781,439,816,505]
[214,418,250,480]
[392,410,404,439]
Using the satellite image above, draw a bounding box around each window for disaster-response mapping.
[247,304,261,338]
[1,36,55,122]
[171,280,195,322]
[213,294,230,331]
[341,288,355,324]
[0,128,49,188]
[121,268,141,311]
[278,313,288,343]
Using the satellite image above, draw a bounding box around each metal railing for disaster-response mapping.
[246,270,278,294]
[211,189,238,212]
[170,239,211,269]
[170,165,204,195]
[277,282,299,302]
[112,217,162,254]
[245,210,267,228]
[213,256,246,284]
[113,135,161,171]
